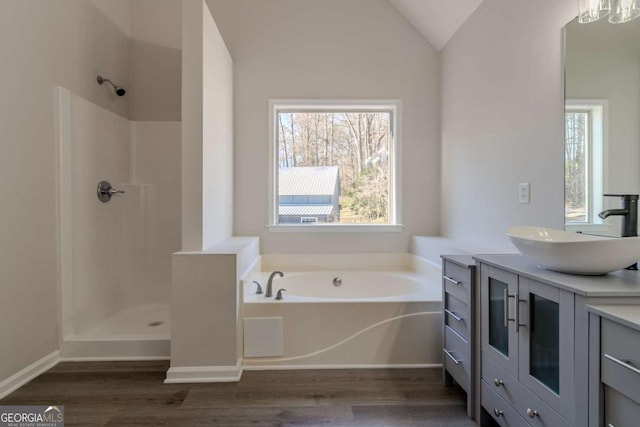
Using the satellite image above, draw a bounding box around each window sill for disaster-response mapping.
[565,223,615,234]
[267,224,404,233]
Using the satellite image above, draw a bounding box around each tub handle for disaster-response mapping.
[275,289,286,300]
[253,281,263,295]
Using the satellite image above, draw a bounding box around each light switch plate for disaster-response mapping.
[519,183,530,204]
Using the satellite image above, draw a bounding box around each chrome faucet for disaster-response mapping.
[265,271,284,298]
[599,194,639,270]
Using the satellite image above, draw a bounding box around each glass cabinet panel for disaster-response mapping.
[529,294,560,393]
[488,278,509,356]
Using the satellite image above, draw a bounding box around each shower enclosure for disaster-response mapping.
[56,87,180,359]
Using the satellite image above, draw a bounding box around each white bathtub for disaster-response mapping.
[244,270,440,302]
[241,254,443,369]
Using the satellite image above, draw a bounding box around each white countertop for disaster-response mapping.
[474,254,640,297]
[586,304,640,332]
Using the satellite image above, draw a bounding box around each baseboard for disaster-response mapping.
[242,363,441,371]
[0,351,60,399]
[164,359,243,383]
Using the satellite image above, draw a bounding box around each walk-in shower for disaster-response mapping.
[56,87,180,360]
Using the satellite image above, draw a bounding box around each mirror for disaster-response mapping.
[564,17,640,236]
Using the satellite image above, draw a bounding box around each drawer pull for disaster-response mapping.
[493,409,504,418]
[444,309,463,322]
[604,353,640,375]
[526,408,539,419]
[443,275,462,286]
[608,424,615,427]
[443,348,461,365]
[503,290,519,329]
[493,378,504,387]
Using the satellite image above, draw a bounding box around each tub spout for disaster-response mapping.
[266,271,284,298]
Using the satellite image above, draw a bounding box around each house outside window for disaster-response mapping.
[268,100,402,232]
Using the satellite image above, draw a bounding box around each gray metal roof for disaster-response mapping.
[279,205,334,216]
[279,166,339,196]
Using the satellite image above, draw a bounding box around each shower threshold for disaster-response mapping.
[61,304,170,361]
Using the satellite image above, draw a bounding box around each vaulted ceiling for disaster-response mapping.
[388,0,484,51]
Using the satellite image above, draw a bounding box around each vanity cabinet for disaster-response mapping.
[441,255,477,419]
[474,254,640,427]
[479,264,574,426]
[587,305,640,427]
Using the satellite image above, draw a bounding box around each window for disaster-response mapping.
[268,100,402,231]
[564,100,607,229]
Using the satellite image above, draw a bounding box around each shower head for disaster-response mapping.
[97,75,126,97]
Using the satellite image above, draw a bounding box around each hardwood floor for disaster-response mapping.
[1,362,476,426]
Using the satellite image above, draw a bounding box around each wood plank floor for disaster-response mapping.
[1,361,476,426]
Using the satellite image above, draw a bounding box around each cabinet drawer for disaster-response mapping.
[444,293,470,340]
[482,380,529,427]
[443,261,471,305]
[605,385,640,427]
[601,318,640,404]
[443,325,470,392]
[482,354,571,427]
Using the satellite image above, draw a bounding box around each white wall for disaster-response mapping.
[130,121,182,304]
[565,18,640,198]
[130,0,182,121]
[206,0,440,254]
[0,0,130,383]
[441,0,577,251]
[181,0,233,251]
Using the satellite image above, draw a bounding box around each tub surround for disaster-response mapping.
[242,254,443,370]
[166,237,259,384]
[410,235,508,265]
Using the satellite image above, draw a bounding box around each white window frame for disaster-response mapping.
[267,99,403,232]
[565,99,611,233]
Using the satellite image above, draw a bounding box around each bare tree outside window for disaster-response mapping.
[565,111,589,223]
[277,111,392,224]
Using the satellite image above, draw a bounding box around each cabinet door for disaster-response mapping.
[518,277,575,421]
[481,264,519,378]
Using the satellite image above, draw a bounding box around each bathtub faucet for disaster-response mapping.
[266,271,284,298]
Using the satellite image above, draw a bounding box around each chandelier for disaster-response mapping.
[578,0,640,23]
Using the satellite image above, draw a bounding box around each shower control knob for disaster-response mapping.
[97,181,125,203]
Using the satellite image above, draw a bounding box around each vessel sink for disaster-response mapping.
[507,226,640,275]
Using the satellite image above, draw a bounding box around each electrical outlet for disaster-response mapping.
[519,183,530,204]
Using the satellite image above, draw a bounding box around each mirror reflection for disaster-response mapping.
[564,16,640,235]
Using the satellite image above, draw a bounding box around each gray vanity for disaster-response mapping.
[587,305,640,427]
[441,255,478,419]
[459,254,640,426]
